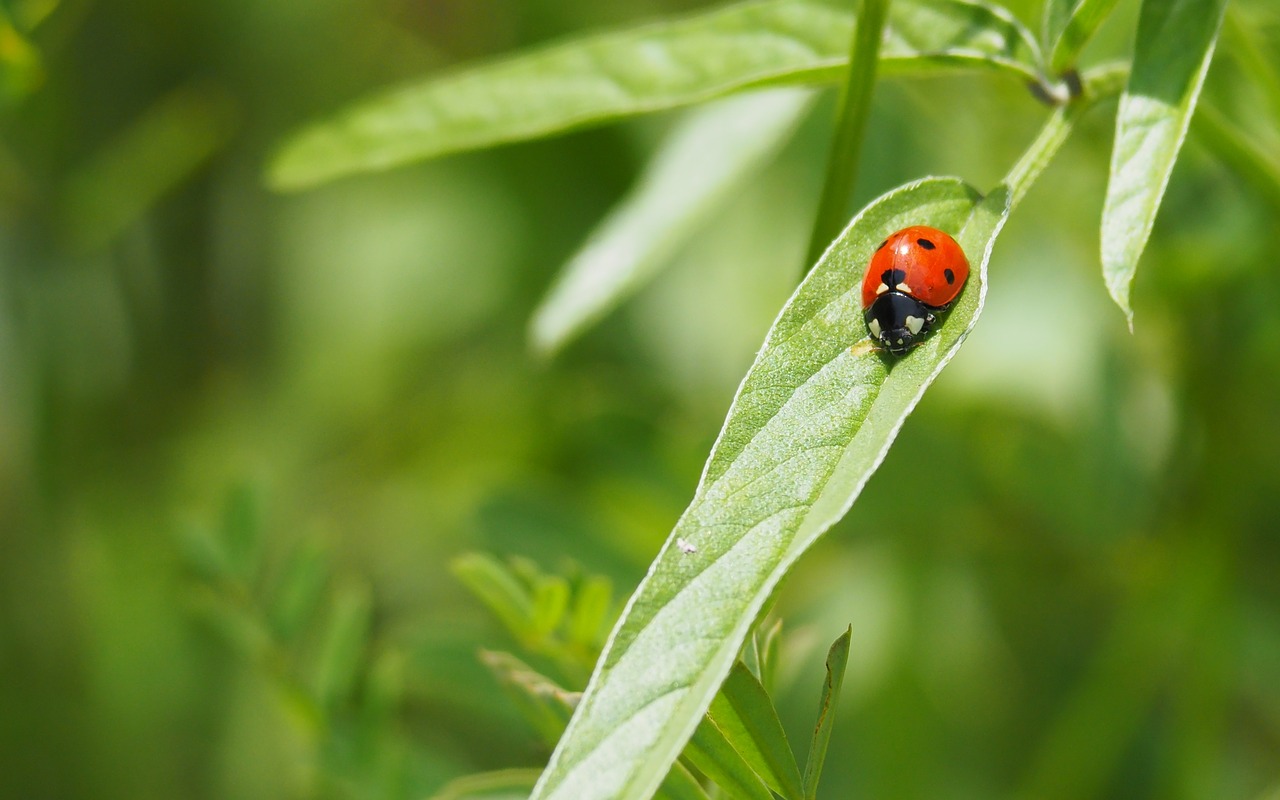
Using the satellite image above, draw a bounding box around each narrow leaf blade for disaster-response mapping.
[1044,0,1123,73]
[452,553,537,640]
[268,0,1041,190]
[684,715,775,800]
[531,88,812,356]
[802,626,852,800]
[430,768,542,800]
[1100,0,1227,326]
[529,177,1012,800]
[710,663,804,800]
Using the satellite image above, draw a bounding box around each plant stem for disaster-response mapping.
[804,0,891,270]
[1003,62,1129,211]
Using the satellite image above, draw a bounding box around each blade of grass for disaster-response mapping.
[802,626,852,800]
[683,715,775,800]
[804,0,892,268]
[268,0,1042,190]
[1100,0,1227,327]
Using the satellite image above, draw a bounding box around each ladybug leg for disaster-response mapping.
[849,338,879,358]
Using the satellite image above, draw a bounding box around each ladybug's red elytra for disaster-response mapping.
[860,225,970,354]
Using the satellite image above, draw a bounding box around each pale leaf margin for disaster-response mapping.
[1100,0,1227,327]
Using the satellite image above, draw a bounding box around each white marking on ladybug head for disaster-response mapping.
[876,283,888,295]
[896,282,911,293]
[868,318,882,338]
[905,315,924,335]
[896,338,904,345]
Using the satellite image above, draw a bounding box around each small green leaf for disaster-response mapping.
[531,89,812,356]
[683,715,775,800]
[430,768,543,800]
[481,650,580,746]
[1043,0,1123,73]
[567,575,614,650]
[311,580,372,708]
[708,663,804,800]
[268,0,1041,190]
[530,176,1012,800]
[757,619,785,695]
[269,541,331,641]
[1101,0,1227,327]
[802,626,852,800]
[531,576,571,640]
[453,553,537,641]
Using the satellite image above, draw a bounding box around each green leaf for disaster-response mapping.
[530,88,812,357]
[802,626,852,800]
[1100,0,1227,327]
[531,576,571,640]
[452,553,537,641]
[310,580,372,708]
[708,663,804,800]
[1043,0,1123,73]
[654,762,712,800]
[430,768,543,800]
[529,176,1012,800]
[269,540,331,641]
[567,575,614,651]
[683,714,774,800]
[268,0,1042,190]
[480,650,580,746]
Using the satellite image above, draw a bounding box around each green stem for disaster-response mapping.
[804,0,891,269]
[1002,62,1129,210]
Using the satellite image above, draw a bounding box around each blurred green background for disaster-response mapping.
[2,0,1279,798]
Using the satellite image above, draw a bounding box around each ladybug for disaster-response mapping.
[860,225,969,355]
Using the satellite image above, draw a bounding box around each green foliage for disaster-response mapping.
[1101,0,1228,325]
[802,627,851,800]
[5,0,1279,799]
[451,555,855,800]
[268,0,1044,190]
[530,88,812,356]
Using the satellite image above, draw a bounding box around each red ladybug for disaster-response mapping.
[860,225,969,354]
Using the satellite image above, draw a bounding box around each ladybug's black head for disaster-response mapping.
[863,292,935,355]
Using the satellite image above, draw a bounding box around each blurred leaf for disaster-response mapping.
[530,89,812,356]
[1043,0,1122,73]
[801,626,851,800]
[683,714,774,800]
[429,769,543,800]
[481,650,580,746]
[529,176,1013,800]
[363,646,406,728]
[567,575,613,651]
[531,576,571,640]
[1192,103,1280,213]
[220,483,263,582]
[708,663,804,800]
[0,7,43,105]
[311,580,373,708]
[805,0,891,266]
[1100,0,1227,326]
[269,541,332,641]
[757,619,784,695]
[60,83,237,252]
[268,0,1042,190]
[453,553,537,642]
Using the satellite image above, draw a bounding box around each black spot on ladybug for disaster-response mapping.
[877,239,888,251]
[917,238,936,250]
[944,268,955,284]
[881,268,907,287]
